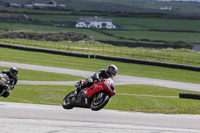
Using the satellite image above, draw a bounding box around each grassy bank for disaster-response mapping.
[1,39,200,67]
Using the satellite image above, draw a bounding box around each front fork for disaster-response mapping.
[94,92,104,101]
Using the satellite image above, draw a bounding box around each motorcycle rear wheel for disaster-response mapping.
[90,93,110,111]
[62,91,75,109]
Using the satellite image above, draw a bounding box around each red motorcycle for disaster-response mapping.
[62,78,115,111]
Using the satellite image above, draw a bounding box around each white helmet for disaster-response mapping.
[106,64,118,78]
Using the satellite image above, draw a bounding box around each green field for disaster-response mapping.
[24,14,200,44]
[1,16,200,48]
[28,14,200,31]
[103,30,200,44]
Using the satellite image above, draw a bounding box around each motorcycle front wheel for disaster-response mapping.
[62,91,75,109]
[90,93,110,111]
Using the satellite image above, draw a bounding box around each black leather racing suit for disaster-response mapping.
[1,70,18,98]
[75,69,110,91]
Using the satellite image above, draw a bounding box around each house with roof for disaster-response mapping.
[24,0,65,9]
[75,16,117,29]
[9,3,22,8]
[160,6,172,10]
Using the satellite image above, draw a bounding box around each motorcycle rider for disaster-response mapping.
[74,64,118,94]
[1,67,18,98]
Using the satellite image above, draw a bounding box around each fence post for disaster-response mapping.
[181,56,183,62]
[102,44,104,52]
[199,57,200,64]
[114,47,116,54]
[26,35,28,46]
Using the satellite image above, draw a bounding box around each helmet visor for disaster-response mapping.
[12,71,18,78]
[113,71,116,76]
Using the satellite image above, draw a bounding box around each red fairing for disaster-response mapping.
[84,79,115,98]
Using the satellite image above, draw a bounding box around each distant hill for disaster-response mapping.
[3,0,200,16]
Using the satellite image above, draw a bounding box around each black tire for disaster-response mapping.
[62,91,75,109]
[0,89,5,97]
[90,93,110,111]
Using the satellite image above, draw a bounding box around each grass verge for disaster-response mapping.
[0,47,200,84]
[1,84,200,114]
[0,66,83,81]
[1,38,200,66]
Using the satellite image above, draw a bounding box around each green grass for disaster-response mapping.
[1,84,200,114]
[115,85,200,96]
[0,47,200,84]
[111,17,200,31]
[103,30,200,43]
[0,85,72,105]
[1,38,200,66]
[0,23,71,32]
[106,85,200,114]
[108,95,200,114]
[0,66,83,81]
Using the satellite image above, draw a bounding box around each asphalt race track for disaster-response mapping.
[1,61,200,133]
[0,102,200,133]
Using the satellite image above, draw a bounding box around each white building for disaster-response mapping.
[24,0,65,9]
[160,6,172,10]
[10,3,22,8]
[75,16,116,29]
